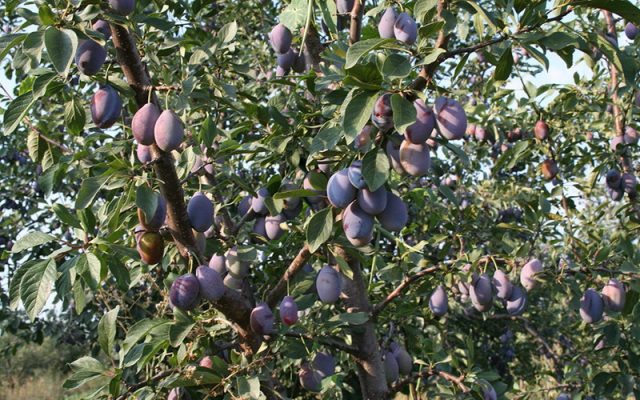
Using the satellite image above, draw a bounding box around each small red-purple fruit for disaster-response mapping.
[405,99,436,144]
[187,192,214,232]
[602,279,625,312]
[434,97,467,140]
[534,120,549,140]
[376,192,408,232]
[580,288,604,324]
[606,169,622,189]
[429,285,448,316]
[520,258,543,291]
[250,302,275,335]
[279,295,298,325]
[342,201,374,246]
[393,12,417,45]
[109,0,135,16]
[75,40,107,76]
[132,103,161,145]
[399,140,431,176]
[506,285,527,315]
[625,22,638,40]
[265,214,286,240]
[611,135,624,151]
[371,94,394,133]
[91,85,122,128]
[154,110,184,152]
[92,20,111,40]
[541,159,559,180]
[199,356,213,369]
[136,144,152,163]
[312,352,336,378]
[378,7,397,39]
[316,265,342,304]
[269,23,292,54]
[195,265,224,302]
[170,273,200,311]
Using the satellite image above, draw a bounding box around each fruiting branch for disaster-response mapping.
[372,265,439,316]
[265,244,311,309]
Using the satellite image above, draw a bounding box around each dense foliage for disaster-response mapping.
[2,0,640,399]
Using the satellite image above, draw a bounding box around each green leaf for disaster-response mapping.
[273,189,322,200]
[3,92,36,136]
[38,4,56,25]
[217,21,238,44]
[76,174,111,209]
[390,94,416,134]
[462,1,499,32]
[382,53,412,80]
[169,309,196,347]
[280,0,308,30]
[414,0,439,22]
[44,27,77,75]
[573,0,640,25]
[362,149,389,191]
[20,258,57,320]
[136,185,158,222]
[339,312,369,325]
[306,208,333,253]
[0,33,26,61]
[345,38,396,69]
[342,90,378,141]
[77,252,102,287]
[63,357,106,389]
[9,261,31,309]
[494,46,513,81]
[419,47,446,65]
[309,126,342,154]
[52,204,82,229]
[98,306,119,357]
[11,232,55,253]
[64,96,85,135]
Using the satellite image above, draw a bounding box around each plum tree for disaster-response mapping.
[170,274,200,311]
[75,40,107,76]
[91,85,122,128]
[154,110,185,152]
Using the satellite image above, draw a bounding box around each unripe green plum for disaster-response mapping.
[601,279,625,312]
[170,273,200,311]
[434,97,467,140]
[520,258,543,291]
[250,302,274,335]
[342,201,374,246]
[492,269,513,300]
[75,40,106,75]
[378,7,397,39]
[195,265,224,302]
[269,23,292,54]
[316,265,342,303]
[91,85,122,128]
[376,191,408,232]
[136,231,164,264]
[132,103,160,145]
[327,169,357,208]
[312,352,335,378]
[357,187,387,215]
[187,192,214,232]
[109,0,135,15]
[154,110,184,152]
[429,285,448,316]
[279,295,298,325]
[580,288,604,324]
[399,140,431,176]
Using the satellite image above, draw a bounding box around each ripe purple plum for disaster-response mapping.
[170,273,200,311]
[602,279,625,312]
[336,0,354,14]
[624,126,638,144]
[238,195,254,220]
[383,351,399,383]
[292,52,306,73]
[75,40,106,75]
[154,110,184,152]
[187,192,214,232]
[378,7,397,39]
[109,0,135,15]
[279,295,298,325]
[611,135,624,151]
[492,269,513,300]
[251,187,270,215]
[580,288,604,324]
[136,144,152,163]
[91,85,122,128]
[470,273,493,311]
[354,125,373,152]
[623,173,638,197]
[225,246,250,279]
[405,99,435,144]
[606,169,622,189]
[342,201,374,246]
[393,12,417,45]
[312,352,336,378]
[316,265,342,303]
[195,265,224,301]
[385,135,405,174]
[299,364,322,392]
[269,23,292,54]
[429,285,448,316]
[534,120,549,140]
[626,22,638,40]
[250,302,275,335]
[357,187,388,215]
[277,48,297,70]
[327,169,357,208]
[399,140,431,176]
[506,285,527,315]
[251,216,267,242]
[132,103,160,145]
[347,160,367,189]
[265,214,286,240]
[520,258,543,291]
[92,20,111,40]
[223,274,243,290]
[371,94,394,133]
[208,254,226,274]
[434,97,467,140]
[376,192,408,232]
[390,343,412,375]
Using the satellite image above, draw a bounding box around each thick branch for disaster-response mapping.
[372,265,439,316]
[265,244,311,309]
[349,0,363,45]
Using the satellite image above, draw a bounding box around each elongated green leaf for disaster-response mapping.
[9,261,32,309]
[11,232,55,253]
[0,33,26,61]
[345,38,396,69]
[98,306,119,357]
[76,174,110,209]
[170,309,195,347]
[573,0,640,25]
[3,93,36,136]
[362,149,390,191]
[20,258,57,320]
[44,27,77,75]
[382,53,412,80]
[64,96,85,135]
[136,185,158,222]
[390,94,416,134]
[494,46,513,81]
[63,357,106,389]
[306,208,333,253]
[343,90,378,141]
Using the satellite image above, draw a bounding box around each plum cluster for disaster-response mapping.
[133,103,185,160]
[238,184,302,242]
[605,168,637,201]
[169,265,225,311]
[382,342,413,383]
[579,279,626,324]
[269,23,305,77]
[377,8,418,45]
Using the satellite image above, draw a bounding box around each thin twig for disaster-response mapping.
[390,367,469,393]
[265,244,311,309]
[372,265,439,316]
[281,331,357,354]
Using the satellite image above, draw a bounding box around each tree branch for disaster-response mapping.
[281,331,357,354]
[265,244,311,309]
[390,367,469,394]
[372,265,439,316]
[349,0,363,45]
